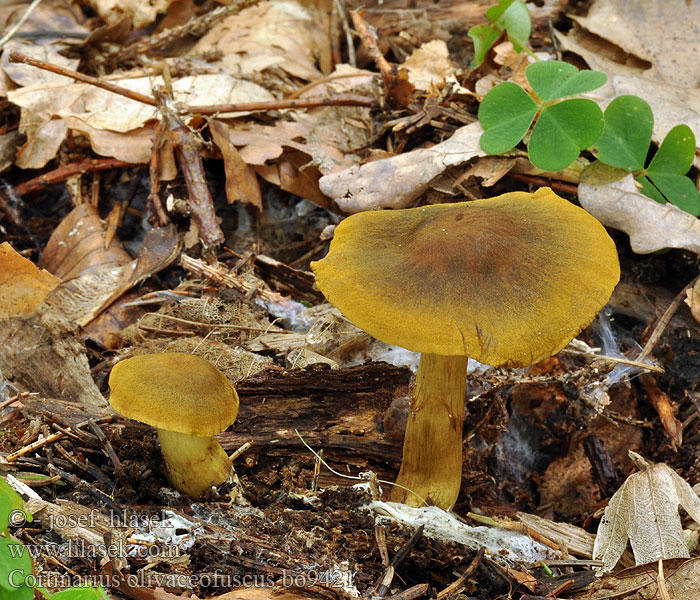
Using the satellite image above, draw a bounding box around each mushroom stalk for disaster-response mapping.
[157,429,234,499]
[390,353,468,510]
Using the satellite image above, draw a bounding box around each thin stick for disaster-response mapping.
[638,274,700,364]
[436,548,485,600]
[561,349,664,373]
[9,51,157,105]
[8,51,375,114]
[294,429,428,506]
[88,419,121,469]
[0,0,44,49]
[13,157,135,197]
[6,416,114,462]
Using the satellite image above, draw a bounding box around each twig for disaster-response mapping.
[9,51,158,105]
[383,583,429,600]
[152,85,224,251]
[560,349,664,373]
[6,416,114,462]
[436,548,485,599]
[332,0,356,67]
[8,51,375,115]
[375,526,425,597]
[48,464,122,512]
[88,419,122,469]
[0,0,44,49]
[13,157,135,197]
[509,172,579,196]
[638,274,700,363]
[138,311,293,334]
[228,440,253,462]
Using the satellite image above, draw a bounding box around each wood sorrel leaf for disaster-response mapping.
[644,125,700,215]
[594,95,653,172]
[527,98,603,171]
[526,60,607,102]
[478,81,538,154]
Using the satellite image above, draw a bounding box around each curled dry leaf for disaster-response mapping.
[593,451,700,573]
[40,205,180,327]
[84,0,170,28]
[0,242,60,319]
[684,278,700,323]
[578,161,700,255]
[403,40,457,92]
[319,121,486,213]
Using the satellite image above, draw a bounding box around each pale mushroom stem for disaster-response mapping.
[157,429,235,499]
[389,353,469,510]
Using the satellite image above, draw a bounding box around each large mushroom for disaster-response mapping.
[311,187,619,510]
[108,352,239,499]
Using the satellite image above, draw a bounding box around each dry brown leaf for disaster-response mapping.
[641,374,683,450]
[62,117,154,164]
[570,557,700,600]
[0,2,84,88]
[319,121,486,212]
[578,162,700,255]
[684,278,700,323]
[593,451,700,573]
[571,0,700,89]
[8,74,273,165]
[85,0,171,28]
[210,119,263,210]
[403,40,456,92]
[0,301,107,406]
[14,119,67,169]
[40,205,180,327]
[0,242,60,319]
[255,150,331,210]
[192,0,330,87]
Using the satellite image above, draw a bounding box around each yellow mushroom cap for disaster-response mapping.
[108,353,239,435]
[311,187,620,367]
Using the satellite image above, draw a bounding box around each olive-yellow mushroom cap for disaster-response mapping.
[108,353,238,435]
[311,187,619,367]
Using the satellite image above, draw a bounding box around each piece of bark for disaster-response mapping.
[0,303,107,408]
[583,435,620,499]
[225,363,410,467]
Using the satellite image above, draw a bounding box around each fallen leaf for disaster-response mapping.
[192,0,331,86]
[571,0,700,89]
[8,74,274,165]
[578,161,700,255]
[593,451,700,573]
[570,557,700,600]
[210,120,263,210]
[0,242,60,319]
[403,40,457,91]
[40,205,180,327]
[684,278,700,323]
[641,374,683,450]
[319,121,486,212]
[85,0,170,28]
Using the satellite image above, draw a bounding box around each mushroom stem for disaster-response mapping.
[389,353,468,510]
[157,429,234,499]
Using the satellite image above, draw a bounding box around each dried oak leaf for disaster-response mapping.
[593,451,700,573]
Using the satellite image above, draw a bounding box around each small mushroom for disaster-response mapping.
[311,187,619,509]
[108,352,239,499]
